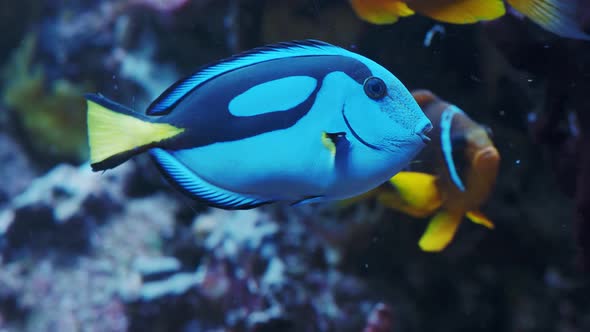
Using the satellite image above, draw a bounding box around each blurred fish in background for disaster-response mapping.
[349,90,500,252]
[350,0,590,40]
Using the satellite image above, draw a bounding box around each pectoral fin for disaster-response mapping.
[381,172,442,217]
[322,131,347,156]
[350,0,415,25]
[466,210,495,229]
[419,210,463,252]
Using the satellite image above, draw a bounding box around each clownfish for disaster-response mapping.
[86,40,432,210]
[350,0,590,41]
[351,90,500,252]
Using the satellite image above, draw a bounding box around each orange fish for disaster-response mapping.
[350,0,590,40]
[355,90,500,252]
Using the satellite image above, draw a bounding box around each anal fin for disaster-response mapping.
[385,172,442,216]
[291,195,325,207]
[466,210,494,229]
[418,210,463,252]
[150,148,273,210]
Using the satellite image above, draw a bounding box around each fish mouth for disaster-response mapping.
[342,108,381,150]
[416,121,433,145]
[418,132,431,144]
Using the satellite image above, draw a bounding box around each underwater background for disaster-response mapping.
[0,0,589,331]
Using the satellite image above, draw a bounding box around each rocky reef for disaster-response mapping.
[1,1,589,332]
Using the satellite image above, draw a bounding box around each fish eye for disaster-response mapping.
[363,77,387,100]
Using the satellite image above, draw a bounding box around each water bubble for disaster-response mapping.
[527,112,537,123]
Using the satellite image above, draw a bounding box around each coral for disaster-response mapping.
[0,134,37,206]
[125,208,378,331]
[0,162,182,332]
[0,162,131,255]
[0,161,383,332]
[2,34,90,164]
[0,0,41,65]
[128,0,193,12]
[363,303,395,332]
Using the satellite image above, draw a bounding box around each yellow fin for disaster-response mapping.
[384,172,442,216]
[466,210,494,229]
[350,0,415,25]
[321,132,337,156]
[412,0,505,24]
[419,210,463,252]
[87,95,184,168]
[376,191,430,218]
[507,0,590,40]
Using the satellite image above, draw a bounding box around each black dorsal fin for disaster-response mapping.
[145,40,351,116]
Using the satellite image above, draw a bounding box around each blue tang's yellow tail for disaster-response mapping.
[86,94,184,171]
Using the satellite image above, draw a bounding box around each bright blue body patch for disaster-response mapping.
[229,76,317,117]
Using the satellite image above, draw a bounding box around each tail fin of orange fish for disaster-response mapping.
[507,0,590,40]
[379,171,442,218]
[466,210,495,229]
[350,0,415,24]
[86,94,184,171]
[419,209,463,252]
[411,0,506,24]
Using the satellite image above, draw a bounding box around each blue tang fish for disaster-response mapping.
[86,40,432,209]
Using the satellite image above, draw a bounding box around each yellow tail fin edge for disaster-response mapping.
[87,99,184,165]
[388,171,442,215]
[419,210,463,252]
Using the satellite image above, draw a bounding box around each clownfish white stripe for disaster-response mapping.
[440,105,466,192]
